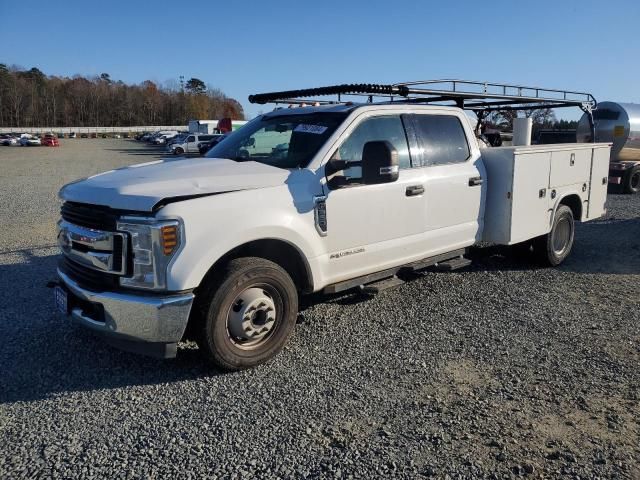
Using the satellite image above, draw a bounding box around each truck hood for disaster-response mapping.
[59,157,291,211]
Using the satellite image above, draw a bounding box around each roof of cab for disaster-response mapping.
[261,102,466,119]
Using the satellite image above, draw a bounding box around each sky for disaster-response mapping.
[1,0,638,120]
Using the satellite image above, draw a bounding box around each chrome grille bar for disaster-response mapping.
[57,220,128,275]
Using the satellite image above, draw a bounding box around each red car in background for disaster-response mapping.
[42,134,60,147]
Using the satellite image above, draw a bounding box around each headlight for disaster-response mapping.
[116,217,182,291]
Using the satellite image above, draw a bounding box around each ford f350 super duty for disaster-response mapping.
[54,81,611,370]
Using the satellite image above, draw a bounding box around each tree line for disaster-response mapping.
[0,65,244,128]
[486,108,578,132]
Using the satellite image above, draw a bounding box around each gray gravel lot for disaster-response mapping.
[0,139,639,479]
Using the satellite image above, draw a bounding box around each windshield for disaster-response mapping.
[205,112,347,169]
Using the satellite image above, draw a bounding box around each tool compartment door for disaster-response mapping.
[587,146,610,219]
[550,149,591,188]
[510,151,552,243]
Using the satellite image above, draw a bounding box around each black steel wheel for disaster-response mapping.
[534,205,575,266]
[623,166,640,194]
[196,257,298,371]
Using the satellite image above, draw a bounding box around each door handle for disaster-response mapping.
[468,176,483,186]
[405,185,425,197]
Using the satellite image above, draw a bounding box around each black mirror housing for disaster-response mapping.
[362,141,399,184]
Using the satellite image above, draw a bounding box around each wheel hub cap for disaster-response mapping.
[552,218,571,255]
[228,288,276,343]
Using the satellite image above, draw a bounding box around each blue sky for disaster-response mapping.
[1,0,638,120]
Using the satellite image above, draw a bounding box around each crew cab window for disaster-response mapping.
[331,116,411,175]
[187,136,195,142]
[412,115,470,166]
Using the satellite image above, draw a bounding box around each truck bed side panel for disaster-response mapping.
[511,152,553,243]
[586,146,611,220]
[480,143,611,245]
[480,148,514,244]
[550,149,591,187]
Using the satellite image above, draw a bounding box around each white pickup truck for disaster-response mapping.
[55,81,611,370]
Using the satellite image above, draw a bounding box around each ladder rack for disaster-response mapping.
[248,79,597,114]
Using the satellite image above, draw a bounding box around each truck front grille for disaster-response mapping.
[61,202,118,231]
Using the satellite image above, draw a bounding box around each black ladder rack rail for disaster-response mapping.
[248,79,598,139]
[248,79,596,112]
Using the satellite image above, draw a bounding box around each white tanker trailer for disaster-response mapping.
[577,102,640,193]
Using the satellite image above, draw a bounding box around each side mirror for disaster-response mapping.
[241,137,255,148]
[361,141,399,184]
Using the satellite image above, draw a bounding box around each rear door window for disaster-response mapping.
[409,114,470,166]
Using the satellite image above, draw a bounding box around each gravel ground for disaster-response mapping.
[0,139,639,479]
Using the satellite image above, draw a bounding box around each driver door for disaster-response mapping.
[320,114,430,285]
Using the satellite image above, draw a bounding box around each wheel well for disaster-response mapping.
[200,239,313,294]
[559,194,582,221]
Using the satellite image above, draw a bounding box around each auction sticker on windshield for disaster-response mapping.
[294,124,328,135]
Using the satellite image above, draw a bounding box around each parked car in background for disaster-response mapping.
[42,134,60,147]
[69,132,77,138]
[20,135,41,146]
[153,131,179,145]
[166,133,188,148]
[197,134,227,155]
[80,133,88,138]
[169,133,221,154]
[1,135,19,146]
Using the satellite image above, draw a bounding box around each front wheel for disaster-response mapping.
[196,257,298,370]
[534,205,575,266]
[174,147,184,155]
[623,166,640,194]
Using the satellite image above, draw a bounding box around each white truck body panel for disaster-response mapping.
[60,157,290,211]
[481,143,611,245]
[586,145,611,219]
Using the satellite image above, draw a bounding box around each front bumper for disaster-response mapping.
[57,268,194,358]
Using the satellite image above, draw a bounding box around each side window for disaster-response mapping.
[187,135,195,142]
[331,116,411,174]
[412,115,470,166]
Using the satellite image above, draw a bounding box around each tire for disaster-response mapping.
[623,166,640,194]
[174,147,184,155]
[196,257,298,371]
[534,205,575,266]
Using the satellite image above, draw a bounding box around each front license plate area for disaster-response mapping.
[55,286,68,314]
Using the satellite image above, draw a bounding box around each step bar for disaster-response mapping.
[323,249,467,294]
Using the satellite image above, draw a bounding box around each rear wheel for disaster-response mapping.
[534,205,575,266]
[196,257,298,371]
[623,166,640,194]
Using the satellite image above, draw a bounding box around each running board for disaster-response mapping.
[435,255,472,271]
[323,248,466,294]
[358,275,405,295]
